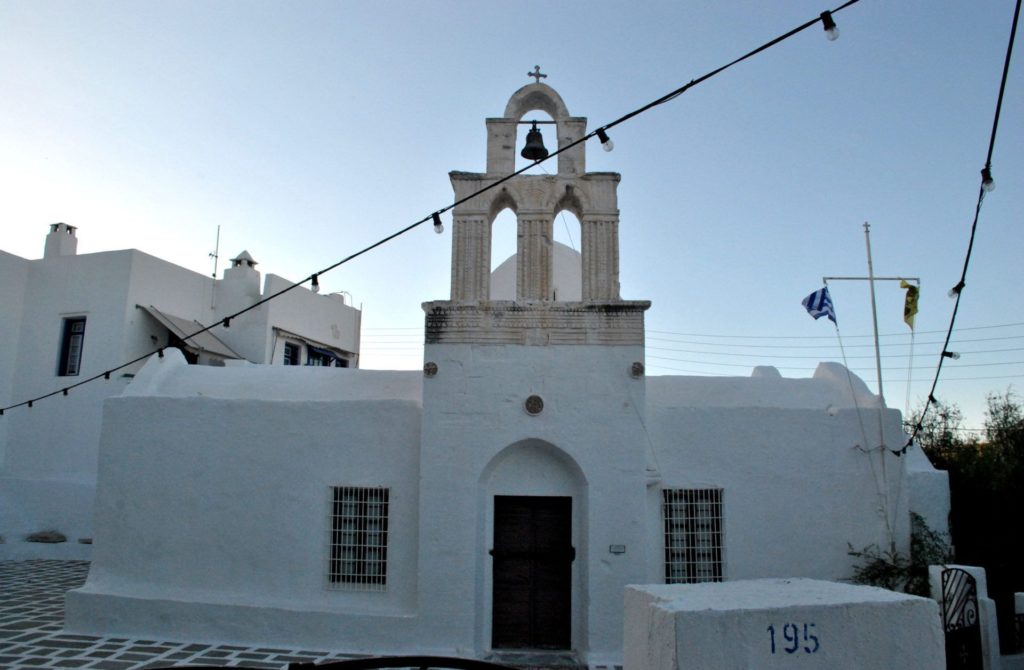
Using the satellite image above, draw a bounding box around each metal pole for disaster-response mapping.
[863,222,885,406]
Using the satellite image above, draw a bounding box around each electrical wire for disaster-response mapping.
[903,0,1022,453]
[0,1,863,416]
[648,321,1024,340]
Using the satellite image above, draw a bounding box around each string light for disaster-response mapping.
[0,2,866,418]
[820,11,840,41]
[432,212,444,234]
[948,280,965,299]
[311,273,320,293]
[981,166,995,192]
[942,351,961,360]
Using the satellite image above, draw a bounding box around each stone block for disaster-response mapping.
[624,579,943,670]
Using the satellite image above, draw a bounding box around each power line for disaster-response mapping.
[2,3,862,416]
[904,0,1022,453]
[647,321,1024,341]
[646,344,1024,360]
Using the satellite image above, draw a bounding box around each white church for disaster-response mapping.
[65,82,948,665]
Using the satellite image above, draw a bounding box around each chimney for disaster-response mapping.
[44,223,78,258]
[222,250,261,300]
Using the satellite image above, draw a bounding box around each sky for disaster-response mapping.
[2,0,1021,431]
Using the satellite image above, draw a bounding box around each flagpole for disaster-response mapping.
[863,222,886,408]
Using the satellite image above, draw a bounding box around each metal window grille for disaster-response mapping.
[662,488,724,584]
[328,486,389,591]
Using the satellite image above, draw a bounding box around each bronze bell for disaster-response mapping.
[520,122,549,161]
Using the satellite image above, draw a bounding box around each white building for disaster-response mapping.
[66,83,947,665]
[0,226,361,558]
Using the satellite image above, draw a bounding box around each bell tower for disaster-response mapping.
[418,80,653,660]
[424,80,649,344]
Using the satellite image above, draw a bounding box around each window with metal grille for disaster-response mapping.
[328,486,389,591]
[58,317,87,376]
[662,488,724,584]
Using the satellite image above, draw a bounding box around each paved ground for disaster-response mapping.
[0,560,367,669]
[0,561,609,670]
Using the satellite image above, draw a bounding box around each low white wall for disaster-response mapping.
[67,357,423,647]
[625,579,944,670]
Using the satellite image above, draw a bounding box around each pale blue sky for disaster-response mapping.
[2,1,1021,430]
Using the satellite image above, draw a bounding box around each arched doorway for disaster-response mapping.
[479,440,587,651]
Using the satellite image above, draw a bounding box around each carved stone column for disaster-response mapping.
[581,216,620,301]
[450,216,490,301]
[516,214,553,300]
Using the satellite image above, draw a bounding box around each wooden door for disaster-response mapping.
[491,496,573,650]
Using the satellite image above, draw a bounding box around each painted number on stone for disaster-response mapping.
[767,623,820,654]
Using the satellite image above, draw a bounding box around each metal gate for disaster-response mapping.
[941,567,983,670]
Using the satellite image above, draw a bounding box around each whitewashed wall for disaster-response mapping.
[67,352,422,648]
[645,372,912,583]
[65,348,942,664]
[0,250,29,469]
[418,342,651,664]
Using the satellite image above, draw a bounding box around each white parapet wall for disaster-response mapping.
[624,579,943,670]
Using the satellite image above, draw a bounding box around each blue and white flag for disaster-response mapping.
[802,286,837,324]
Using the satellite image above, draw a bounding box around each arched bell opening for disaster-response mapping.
[514,110,556,175]
[551,209,583,302]
[489,207,518,300]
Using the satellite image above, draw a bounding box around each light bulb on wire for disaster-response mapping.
[820,11,840,41]
[596,128,614,152]
[432,212,444,234]
[981,167,995,193]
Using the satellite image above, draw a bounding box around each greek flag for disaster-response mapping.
[802,286,836,324]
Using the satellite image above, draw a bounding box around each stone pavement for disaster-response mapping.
[0,560,365,669]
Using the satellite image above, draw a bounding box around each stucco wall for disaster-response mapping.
[418,342,650,663]
[65,347,941,664]
[645,403,911,584]
[265,274,360,357]
[0,250,29,467]
[68,355,422,647]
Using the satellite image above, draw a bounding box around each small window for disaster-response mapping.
[328,486,389,591]
[283,342,300,366]
[307,349,331,366]
[662,488,724,584]
[58,317,87,376]
[307,345,348,367]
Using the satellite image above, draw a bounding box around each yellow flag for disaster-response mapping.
[900,280,919,329]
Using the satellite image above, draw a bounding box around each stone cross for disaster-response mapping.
[528,65,547,84]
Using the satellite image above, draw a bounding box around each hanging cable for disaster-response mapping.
[0,3,861,416]
[904,0,1021,454]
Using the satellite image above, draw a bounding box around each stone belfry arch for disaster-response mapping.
[425,80,648,345]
